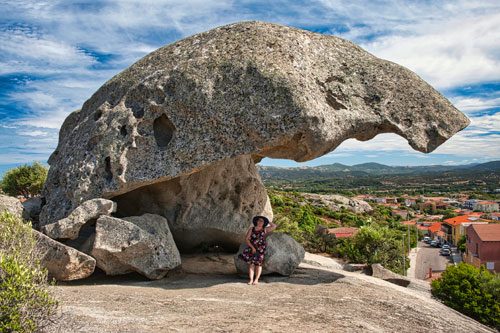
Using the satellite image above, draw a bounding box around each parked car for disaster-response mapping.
[430,240,438,247]
[440,248,451,256]
[423,236,431,243]
[441,244,451,250]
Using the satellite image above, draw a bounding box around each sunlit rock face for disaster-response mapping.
[39,21,469,251]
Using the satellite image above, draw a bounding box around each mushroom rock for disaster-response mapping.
[39,21,469,252]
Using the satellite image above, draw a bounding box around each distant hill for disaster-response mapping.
[258,160,499,178]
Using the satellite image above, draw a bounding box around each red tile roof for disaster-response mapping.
[443,215,488,226]
[469,224,500,242]
[428,223,442,233]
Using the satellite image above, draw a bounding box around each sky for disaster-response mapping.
[0,0,499,175]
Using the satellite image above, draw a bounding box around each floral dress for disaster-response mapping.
[239,227,267,266]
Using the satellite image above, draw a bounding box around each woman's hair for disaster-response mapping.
[252,215,270,227]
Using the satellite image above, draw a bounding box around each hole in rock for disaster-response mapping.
[94,110,103,121]
[104,156,113,181]
[120,125,127,136]
[153,114,175,149]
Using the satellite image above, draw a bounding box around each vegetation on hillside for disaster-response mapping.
[0,211,58,332]
[260,161,500,199]
[269,190,417,274]
[0,162,48,198]
[431,263,500,330]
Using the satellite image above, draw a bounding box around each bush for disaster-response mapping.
[431,263,499,330]
[0,162,48,198]
[0,211,58,332]
[335,225,409,274]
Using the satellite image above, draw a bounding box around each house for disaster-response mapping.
[404,198,417,207]
[428,222,442,240]
[324,227,359,239]
[463,199,479,210]
[464,224,500,273]
[442,215,490,245]
[392,209,409,220]
[475,201,499,212]
[490,212,500,221]
[385,197,398,204]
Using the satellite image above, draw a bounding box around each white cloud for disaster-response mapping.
[452,96,500,113]
[16,130,49,137]
[362,12,500,89]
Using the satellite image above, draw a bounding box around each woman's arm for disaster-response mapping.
[245,227,256,253]
[266,221,277,234]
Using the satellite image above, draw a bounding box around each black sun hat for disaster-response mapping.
[252,215,270,227]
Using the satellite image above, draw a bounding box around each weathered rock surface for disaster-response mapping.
[40,21,469,251]
[43,198,116,240]
[234,232,305,276]
[91,214,181,279]
[34,229,96,281]
[370,263,431,293]
[302,193,372,213]
[53,263,494,332]
[0,194,24,218]
[22,196,43,223]
[113,155,272,251]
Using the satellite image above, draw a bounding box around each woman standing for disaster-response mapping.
[238,215,277,285]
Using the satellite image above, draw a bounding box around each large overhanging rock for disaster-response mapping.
[91,214,181,279]
[39,21,469,251]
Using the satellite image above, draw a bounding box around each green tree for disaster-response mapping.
[431,263,499,330]
[336,226,408,274]
[0,162,47,198]
[457,235,467,253]
[0,211,58,332]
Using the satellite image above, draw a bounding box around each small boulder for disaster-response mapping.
[234,233,304,276]
[370,263,430,292]
[34,229,96,281]
[0,194,24,218]
[43,198,116,240]
[91,214,181,280]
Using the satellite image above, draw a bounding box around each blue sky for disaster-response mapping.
[0,0,499,176]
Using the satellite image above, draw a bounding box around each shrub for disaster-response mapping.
[335,225,409,274]
[0,162,48,198]
[431,263,499,330]
[0,211,58,332]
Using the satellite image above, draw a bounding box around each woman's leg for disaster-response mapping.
[253,265,262,285]
[248,264,255,284]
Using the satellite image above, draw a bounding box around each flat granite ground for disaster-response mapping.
[50,256,494,333]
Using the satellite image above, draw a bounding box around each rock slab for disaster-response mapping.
[0,194,25,218]
[91,214,181,279]
[43,198,116,240]
[234,232,305,276]
[34,229,96,281]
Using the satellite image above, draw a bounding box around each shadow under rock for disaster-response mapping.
[58,265,345,290]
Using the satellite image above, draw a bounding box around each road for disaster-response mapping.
[415,241,453,279]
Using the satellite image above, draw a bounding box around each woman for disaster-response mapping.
[238,215,277,285]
